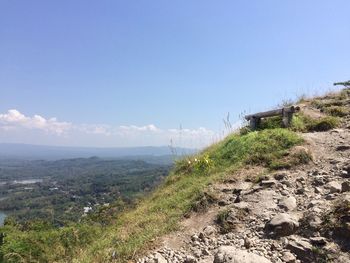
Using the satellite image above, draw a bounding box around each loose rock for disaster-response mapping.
[214,246,272,263]
[265,213,299,237]
[286,240,314,263]
[278,196,297,211]
[154,253,167,263]
[341,181,350,192]
[325,181,342,193]
[281,251,296,263]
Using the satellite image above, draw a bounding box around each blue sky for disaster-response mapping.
[0,1,349,147]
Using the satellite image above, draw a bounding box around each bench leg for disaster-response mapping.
[282,112,293,127]
[250,117,260,130]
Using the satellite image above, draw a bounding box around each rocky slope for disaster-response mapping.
[138,93,350,263]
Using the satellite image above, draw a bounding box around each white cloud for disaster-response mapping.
[0,109,218,148]
[78,124,112,136]
[119,124,160,132]
[165,127,217,148]
[168,127,215,136]
[0,109,71,135]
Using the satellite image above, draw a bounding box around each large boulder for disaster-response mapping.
[213,246,272,263]
[265,213,299,237]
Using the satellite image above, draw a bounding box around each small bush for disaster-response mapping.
[216,209,230,224]
[321,198,350,245]
[310,99,326,110]
[292,147,313,164]
[324,106,349,117]
[190,191,218,213]
[311,97,347,111]
[340,88,350,97]
[174,154,213,175]
[290,114,307,132]
[269,160,292,170]
[259,116,283,130]
[269,146,312,170]
[309,116,339,131]
[239,126,251,135]
[291,114,339,132]
[192,154,213,173]
[336,89,349,100]
[216,209,234,233]
[174,158,193,174]
[216,208,248,234]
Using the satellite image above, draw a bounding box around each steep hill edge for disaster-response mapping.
[136,90,350,263]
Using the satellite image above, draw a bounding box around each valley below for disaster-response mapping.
[0,157,171,225]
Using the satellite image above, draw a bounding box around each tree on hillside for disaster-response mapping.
[334,80,350,87]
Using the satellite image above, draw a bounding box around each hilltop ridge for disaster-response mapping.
[1,88,350,263]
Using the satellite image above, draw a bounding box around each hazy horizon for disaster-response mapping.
[0,142,197,161]
[0,142,196,149]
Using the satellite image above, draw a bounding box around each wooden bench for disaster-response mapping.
[245,106,300,130]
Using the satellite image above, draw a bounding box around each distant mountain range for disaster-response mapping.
[0,143,197,160]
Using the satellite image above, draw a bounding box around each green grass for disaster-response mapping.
[259,116,284,130]
[70,128,302,262]
[216,208,232,233]
[291,114,340,132]
[310,116,340,131]
[0,221,101,263]
[323,106,349,117]
[311,98,348,117]
[209,128,303,168]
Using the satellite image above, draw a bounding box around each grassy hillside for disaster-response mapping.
[0,88,348,263]
[73,129,304,263]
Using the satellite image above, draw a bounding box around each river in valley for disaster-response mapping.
[13,179,43,184]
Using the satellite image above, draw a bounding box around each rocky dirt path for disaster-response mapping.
[138,120,350,263]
